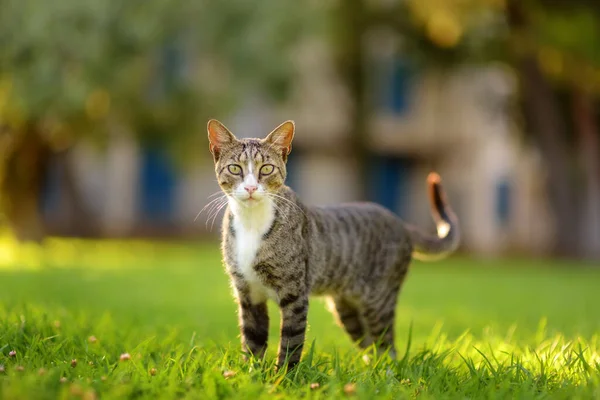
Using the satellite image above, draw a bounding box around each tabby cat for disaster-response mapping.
[207,119,459,370]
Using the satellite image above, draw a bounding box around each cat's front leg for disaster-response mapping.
[277,291,309,370]
[235,286,269,360]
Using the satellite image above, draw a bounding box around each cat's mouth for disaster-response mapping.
[234,194,263,204]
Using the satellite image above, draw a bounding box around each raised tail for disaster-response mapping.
[406,172,460,261]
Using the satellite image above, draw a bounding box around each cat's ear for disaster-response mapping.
[265,120,295,159]
[207,119,236,159]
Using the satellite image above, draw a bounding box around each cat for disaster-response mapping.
[207,119,459,370]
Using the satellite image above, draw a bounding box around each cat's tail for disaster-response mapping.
[406,172,460,261]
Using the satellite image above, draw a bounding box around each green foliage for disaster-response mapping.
[531,3,600,90]
[0,239,599,398]
[0,0,315,157]
[386,0,600,92]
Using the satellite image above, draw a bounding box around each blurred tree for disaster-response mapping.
[329,0,600,258]
[505,0,600,258]
[0,0,313,241]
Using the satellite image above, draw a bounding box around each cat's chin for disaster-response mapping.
[232,196,266,208]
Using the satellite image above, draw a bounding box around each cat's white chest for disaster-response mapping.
[234,224,263,280]
[230,199,276,302]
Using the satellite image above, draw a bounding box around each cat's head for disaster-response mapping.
[207,119,294,205]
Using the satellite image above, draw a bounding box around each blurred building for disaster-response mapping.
[41,40,555,257]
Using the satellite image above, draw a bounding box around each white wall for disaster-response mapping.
[294,154,360,206]
[101,131,140,236]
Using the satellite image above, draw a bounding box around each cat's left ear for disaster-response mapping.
[265,120,295,160]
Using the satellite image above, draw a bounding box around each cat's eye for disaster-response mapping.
[227,164,242,175]
[260,164,275,176]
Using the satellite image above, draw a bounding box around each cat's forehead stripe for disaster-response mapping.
[234,139,268,163]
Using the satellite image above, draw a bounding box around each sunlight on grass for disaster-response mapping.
[0,231,44,270]
[1,238,599,398]
[422,323,600,385]
[0,232,209,271]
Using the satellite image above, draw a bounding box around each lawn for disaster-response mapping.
[0,237,599,399]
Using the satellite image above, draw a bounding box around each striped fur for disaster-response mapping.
[207,119,460,370]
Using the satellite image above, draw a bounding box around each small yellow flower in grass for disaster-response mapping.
[400,378,411,386]
[222,370,236,379]
[15,365,24,372]
[71,359,77,367]
[88,361,94,366]
[149,368,157,376]
[88,336,97,344]
[343,383,356,395]
[53,320,61,329]
[310,383,320,390]
[100,376,107,382]
[59,377,68,384]
[70,384,84,396]
[83,390,97,400]
[8,350,16,358]
[119,353,131,361]
[38,368,47,376]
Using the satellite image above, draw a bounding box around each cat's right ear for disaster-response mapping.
[207,119,236,160]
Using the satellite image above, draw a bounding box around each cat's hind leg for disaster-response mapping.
[362,285,400,360]
[328,296,373,349]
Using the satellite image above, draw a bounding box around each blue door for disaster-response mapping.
[40,158,60,216]
[369,155,413,219]
[139,147,176,223]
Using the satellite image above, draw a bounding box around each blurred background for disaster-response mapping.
[1,0,599,261]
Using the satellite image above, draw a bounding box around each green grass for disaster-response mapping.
[0,237,599,399]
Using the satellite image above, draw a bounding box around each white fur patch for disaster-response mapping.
[229,196,277,303]
[437,221,450,238]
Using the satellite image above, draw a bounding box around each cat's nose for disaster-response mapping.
[244,185,258,195]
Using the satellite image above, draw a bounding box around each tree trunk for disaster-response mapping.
[506,0,581,257]
[53,149,99,237]
[0,125,50,243]
[517,59,581,257]
[572,90,600,259]
[334,0,369,200]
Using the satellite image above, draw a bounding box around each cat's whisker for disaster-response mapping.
[207,191,224,199]
[268,193,306,217]
[195,192,230,223]
[207,194,229,217]
[203,196,225,212]
[266,194,293,215]
[209,201,229,231]
[200,195,226,212]
[268,200,289,225]
[269,203,295,227]
[204,199,224,223]
[206,198,229,229]
[195,196,226,222]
